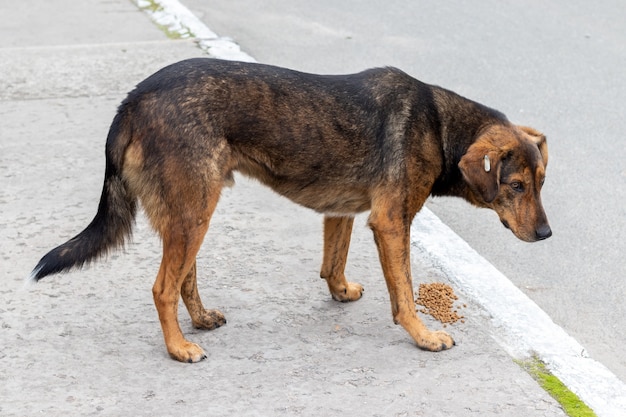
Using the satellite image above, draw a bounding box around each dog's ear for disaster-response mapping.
[458,141,502,204]
[519,125,548,167]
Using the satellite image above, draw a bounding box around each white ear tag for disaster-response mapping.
[483,155,491,172]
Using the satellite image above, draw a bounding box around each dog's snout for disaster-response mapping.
[535,224,552,240]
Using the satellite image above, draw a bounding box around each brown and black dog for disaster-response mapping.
[31,59,551,362]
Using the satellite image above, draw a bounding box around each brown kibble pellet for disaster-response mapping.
[415,282,466,325]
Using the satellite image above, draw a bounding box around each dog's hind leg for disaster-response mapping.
[151,185,222,363]
[369,201,455,352]
[153,223,210,362]
[320,215,364,302]
[181,261,226,330]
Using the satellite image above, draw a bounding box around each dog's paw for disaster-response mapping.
[192,309,227,330]
[168,341,208,363]
[416,330,455,352]
[331,282,364,302]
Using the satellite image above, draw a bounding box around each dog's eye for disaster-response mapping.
[510,181,524,192]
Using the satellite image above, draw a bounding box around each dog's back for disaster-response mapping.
[119,59,437,214]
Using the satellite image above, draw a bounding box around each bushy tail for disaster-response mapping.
[30,110,136,282]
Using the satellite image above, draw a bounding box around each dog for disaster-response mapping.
[30,58,551,362]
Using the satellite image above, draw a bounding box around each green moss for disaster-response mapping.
[516,356,597,417]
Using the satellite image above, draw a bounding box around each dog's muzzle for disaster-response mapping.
[535,224,552,241]
[501,219,551,241]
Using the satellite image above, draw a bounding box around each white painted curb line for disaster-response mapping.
[135,0,255,62]
[136,1,626,415]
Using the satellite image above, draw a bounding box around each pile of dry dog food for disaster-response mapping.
[415,282,465,326]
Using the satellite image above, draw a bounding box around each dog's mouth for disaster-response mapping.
[500,219,552,242]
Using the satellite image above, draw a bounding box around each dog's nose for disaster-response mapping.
[535,224,552,240]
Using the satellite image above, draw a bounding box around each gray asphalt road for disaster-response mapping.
[184,0,626,382]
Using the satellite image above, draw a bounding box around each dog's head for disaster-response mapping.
[458,124,551,242]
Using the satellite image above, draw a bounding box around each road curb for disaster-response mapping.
[135,0,255,62]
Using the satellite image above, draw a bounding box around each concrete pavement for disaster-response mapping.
[0,1,582,415]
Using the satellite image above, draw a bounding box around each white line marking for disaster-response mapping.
[135,0,255,62]
[136,1,626,415]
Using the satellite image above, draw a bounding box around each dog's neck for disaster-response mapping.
[428,87,506,205]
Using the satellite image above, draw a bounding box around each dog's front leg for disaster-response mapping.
[320,215,364,301]
[369,207,454,352]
